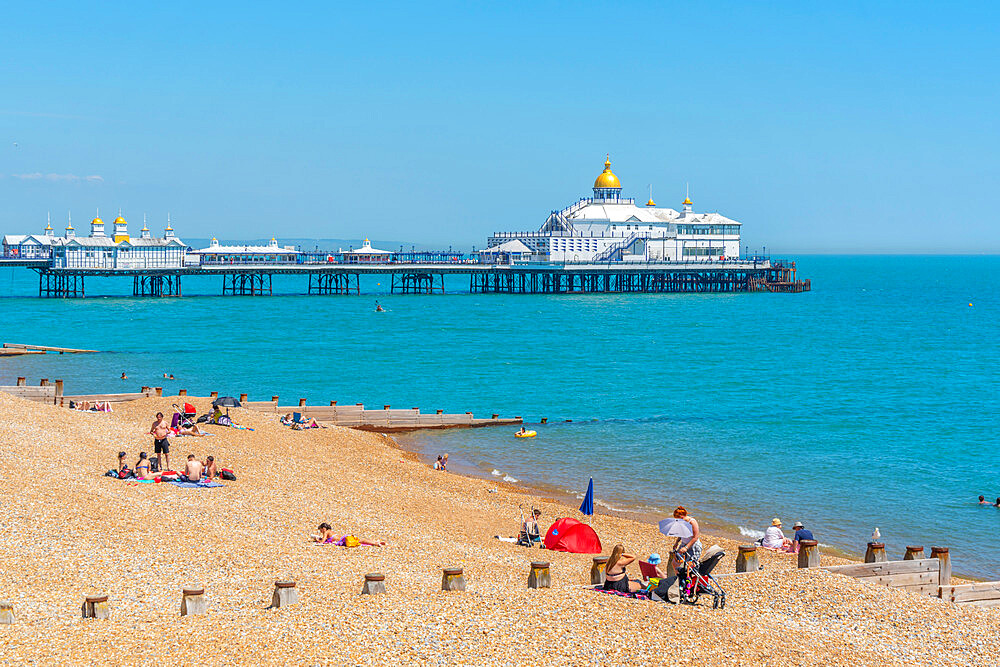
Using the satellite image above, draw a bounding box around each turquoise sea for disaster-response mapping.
[1,256,997,577]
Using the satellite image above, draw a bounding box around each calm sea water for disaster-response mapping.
[1,256,998,577]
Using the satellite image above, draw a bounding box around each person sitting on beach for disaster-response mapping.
[440,453,449,472]
[646,552,669,579]
[117,451,129,474]
[603,544,643,593]
[134,452,155,480]
[979,495,992,505]
[761,518,794,551]
[522,509,543,545]
[280,413,293,426]
[204,456,218,480]
[183,454,204,482]
[792,521,814,551]
[433,455,443,471]
[670,506,702,568]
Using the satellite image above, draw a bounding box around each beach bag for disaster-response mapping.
[652,576,680,604]
[197,414,209,423]
[220,468,236,481]
[344,535,361,548]
[105,469,118,478]
[118,468,132,479]
[159,472,180,482]
[150,456,161,472]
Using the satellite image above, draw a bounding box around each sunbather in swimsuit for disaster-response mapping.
[603,544,643,593]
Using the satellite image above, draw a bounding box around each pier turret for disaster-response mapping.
[90,216,105,238]
[164,215,175,239]
[140,216,151,239]
[43,216,54,237]
[113,215,129,243]
[65,214,75,239]
[593,155,622,202]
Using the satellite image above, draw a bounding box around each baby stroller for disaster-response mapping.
[673,547,726,609]
[171,402,197,429]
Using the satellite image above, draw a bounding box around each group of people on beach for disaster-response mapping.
[757,517,814,553]
[433,454,449,471]
[117,450,219,482]
[977,496,1000,507]
[603,506,701,594]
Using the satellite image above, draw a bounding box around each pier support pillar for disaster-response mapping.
[180,587,208,616]
[81,594,110,619]
[361,573,386,595]
[797,540,820,568]
[441,566,466,591]
[904,546,925,560]
[591,556,609,585]
[736,545,759,573]
[528,561,551,589]
[931,547,951,584]
[864,542,887,563]
[270,580,298,608]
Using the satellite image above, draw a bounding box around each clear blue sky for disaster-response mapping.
[1,1,998,252]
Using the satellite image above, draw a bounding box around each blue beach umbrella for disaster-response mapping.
[579,477,594,516]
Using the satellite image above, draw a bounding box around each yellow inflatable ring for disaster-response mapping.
[515,430,537,438]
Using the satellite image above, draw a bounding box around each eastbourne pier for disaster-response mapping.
[0,157,811,298]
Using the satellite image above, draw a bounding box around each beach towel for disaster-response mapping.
[592,586,651,600]
[169,480,225,489]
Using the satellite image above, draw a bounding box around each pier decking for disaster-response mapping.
[5,258,810,297]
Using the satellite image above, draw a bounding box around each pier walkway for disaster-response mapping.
[4,257,810,297]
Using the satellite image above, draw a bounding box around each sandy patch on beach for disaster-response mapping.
[0,392,996,665]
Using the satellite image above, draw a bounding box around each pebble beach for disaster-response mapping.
[1,391,997,666]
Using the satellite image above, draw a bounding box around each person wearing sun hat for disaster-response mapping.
[792,521,814,550]
[761,517,793,550]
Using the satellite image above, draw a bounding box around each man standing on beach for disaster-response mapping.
[149,412,171,472]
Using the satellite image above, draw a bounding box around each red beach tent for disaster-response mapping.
[543,517,602,554]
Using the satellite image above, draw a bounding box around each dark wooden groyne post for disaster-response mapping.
[155,387,163,397]
[931,547,951,584]
[240,393,248,402]
[591,556,609,585]
[298,398,307,407]
[528,561,551,589]
[797,540,820,568]
[16,377,25,386]
[82,594,110,619]
[904,546,925,560]
[736,545,759,573]
[441,566,466,591]
[0,600,13,625]
[864,542,887,563]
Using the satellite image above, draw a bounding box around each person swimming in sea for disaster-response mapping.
[979,495,992,505]
[375,301,385,312]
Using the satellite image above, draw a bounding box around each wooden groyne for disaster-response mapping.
[0,381,521,432]
[1,343,98,355]
[244,397,521,432]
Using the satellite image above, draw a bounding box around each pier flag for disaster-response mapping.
[579,477,594,516]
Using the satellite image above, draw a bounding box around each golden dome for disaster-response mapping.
[593,155,621,189]
[683,197,692,206]
[646,198,655,207]
[92,217,103,225]
[114,216,126,225]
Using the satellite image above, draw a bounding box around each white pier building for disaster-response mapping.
[485,156,741,262]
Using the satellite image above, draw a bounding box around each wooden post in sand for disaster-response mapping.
[361,573,386,595]
[210,391,218,398]
[39,378,49,386]
[240,393,248,402]
[736,545,759,573]
[81,594,110,619]
[383,405,390,410]
[528,561,551,589]
[16,377,25,386]
[931,547,951,584]
[441,567,466,591]
[141,386,150,393]
[797,540,820,568]
[904,546,925,560]
[54,380,64,400]
[864,542,888,563]
[271,580,298,608]
[272,396,280,403]
[540,417,548,424]
[0,600,13,625]
[180,587,208,616]
[329,400,336,406]
[298,398,307,407]
[178,389,187,396]
[591,556,609,585]
[155,387,163,397]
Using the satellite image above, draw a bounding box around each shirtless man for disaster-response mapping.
[149,412,171,472]
[183,454,204,482]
